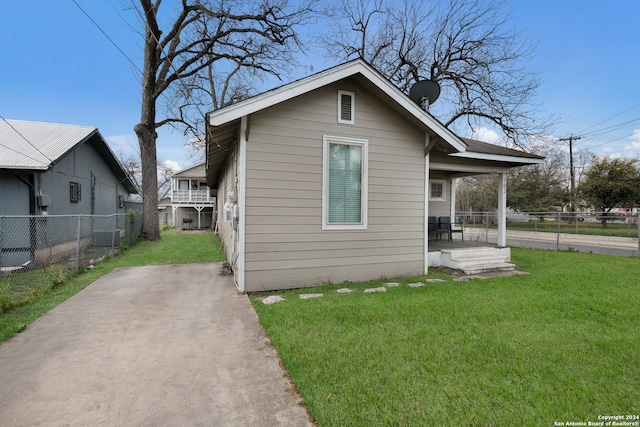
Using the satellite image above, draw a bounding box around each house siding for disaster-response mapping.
[242,79,426,291]
[36,142,129,216]
[216,140,240,264]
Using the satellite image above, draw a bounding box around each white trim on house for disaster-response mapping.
[322,135,369,231]
[237,116,248,292]
[208,59,467,154]
[424,138,430,275]
[449,151,544,164]
[429,161,513,175]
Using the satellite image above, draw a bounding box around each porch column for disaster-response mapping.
[450,178,457,221]
[497,173,507,247]
[424,151,430,275]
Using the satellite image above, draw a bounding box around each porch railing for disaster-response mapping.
[172,189,214,204]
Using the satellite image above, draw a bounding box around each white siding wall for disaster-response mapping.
[217,142,239,264]
[242,80,426,291]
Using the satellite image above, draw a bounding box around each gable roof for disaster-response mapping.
[172,163,205,178]
[205,59,468,187]
[0,119,138,193]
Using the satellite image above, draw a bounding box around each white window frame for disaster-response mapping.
[322,135,368,230]
[429,179,446,201]
[337,90,355,125]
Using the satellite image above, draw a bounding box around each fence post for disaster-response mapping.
[556,212,561,251]
[637,213,639,258]
[75,216,81,271]
[111,214,116,252]
[485,211,489,243]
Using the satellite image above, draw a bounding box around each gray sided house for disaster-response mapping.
[0,119,138,267]
[205,59,543,292]
[170,163,216,229]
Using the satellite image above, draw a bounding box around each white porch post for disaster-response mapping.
[497,173,507,247]
[424,135,430,275]
[450,178,457,221]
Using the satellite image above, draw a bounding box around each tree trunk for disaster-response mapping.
[135,16,161,241]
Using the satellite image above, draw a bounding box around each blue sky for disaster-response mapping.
[1,0,639,171]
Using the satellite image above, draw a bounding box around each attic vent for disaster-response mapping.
[338,90,355,124]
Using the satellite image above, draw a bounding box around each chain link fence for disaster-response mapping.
[457,211,640,257]
[0,214,138,312]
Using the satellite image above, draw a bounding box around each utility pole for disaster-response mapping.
[559,135,583,220]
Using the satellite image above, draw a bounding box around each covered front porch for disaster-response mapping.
[425,138,543,275]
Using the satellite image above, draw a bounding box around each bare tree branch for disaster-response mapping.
[323,0,554,147]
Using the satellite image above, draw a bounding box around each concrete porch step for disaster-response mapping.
[440,247,515,275]
[457,262,515,275]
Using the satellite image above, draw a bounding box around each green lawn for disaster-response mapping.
[0,228,225,341]
[251,249,640,426]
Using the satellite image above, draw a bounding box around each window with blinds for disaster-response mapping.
[322,135,368,230]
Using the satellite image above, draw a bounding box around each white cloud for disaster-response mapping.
[469,127,502,144]
[623,129,640,151]
[163,160,181,173]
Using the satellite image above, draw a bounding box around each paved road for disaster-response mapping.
[0,263,313,427]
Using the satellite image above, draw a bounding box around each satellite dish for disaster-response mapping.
[409,80,441,110]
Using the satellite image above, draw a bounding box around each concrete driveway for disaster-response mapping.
[0,263,313,427]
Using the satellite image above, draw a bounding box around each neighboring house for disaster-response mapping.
[204,59,543,292]
[0,119,138,267]
[169,163,216,229]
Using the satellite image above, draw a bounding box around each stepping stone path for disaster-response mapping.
[260,278,458,304]
[299,293,324,299]
[262,295,285,305]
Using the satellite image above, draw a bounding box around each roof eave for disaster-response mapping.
[449,151,545,165]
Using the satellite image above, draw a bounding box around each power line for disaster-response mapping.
[576,102,640,136]
[579,116,640,142]
[71,0,142,77]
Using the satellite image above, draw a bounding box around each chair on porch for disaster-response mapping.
[438,216,464,241]
[428,216,449,241]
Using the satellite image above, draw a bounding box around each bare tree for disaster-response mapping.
[118,149,178,202]
[133,0,316,240]
[323,0,552,146]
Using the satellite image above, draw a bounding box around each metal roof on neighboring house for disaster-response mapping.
[0,119,138,194]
